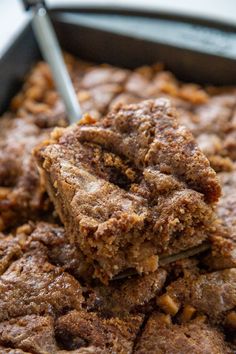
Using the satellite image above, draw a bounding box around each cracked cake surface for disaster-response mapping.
[0,237,84,322]
[0,223,145,354]
[134,314,232,354]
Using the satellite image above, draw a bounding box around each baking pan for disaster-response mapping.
[0,5,236,115]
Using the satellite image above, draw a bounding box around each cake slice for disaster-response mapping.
[36,98,221,283]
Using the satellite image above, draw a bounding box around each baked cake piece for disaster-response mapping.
[156,268,236,327]
[25,223,167,317]
[55,309,143,354]
[134,313,232,354]
[36,98,221,283]
[27,222,167,314]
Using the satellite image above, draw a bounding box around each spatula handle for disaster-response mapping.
[21,0,82,124]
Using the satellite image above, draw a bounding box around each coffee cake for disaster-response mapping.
[1,54,236,353]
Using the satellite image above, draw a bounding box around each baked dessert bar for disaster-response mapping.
[36,98,221,283]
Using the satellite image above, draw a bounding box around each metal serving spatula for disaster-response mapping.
[22,0,82,124]
[113,243,210,280]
